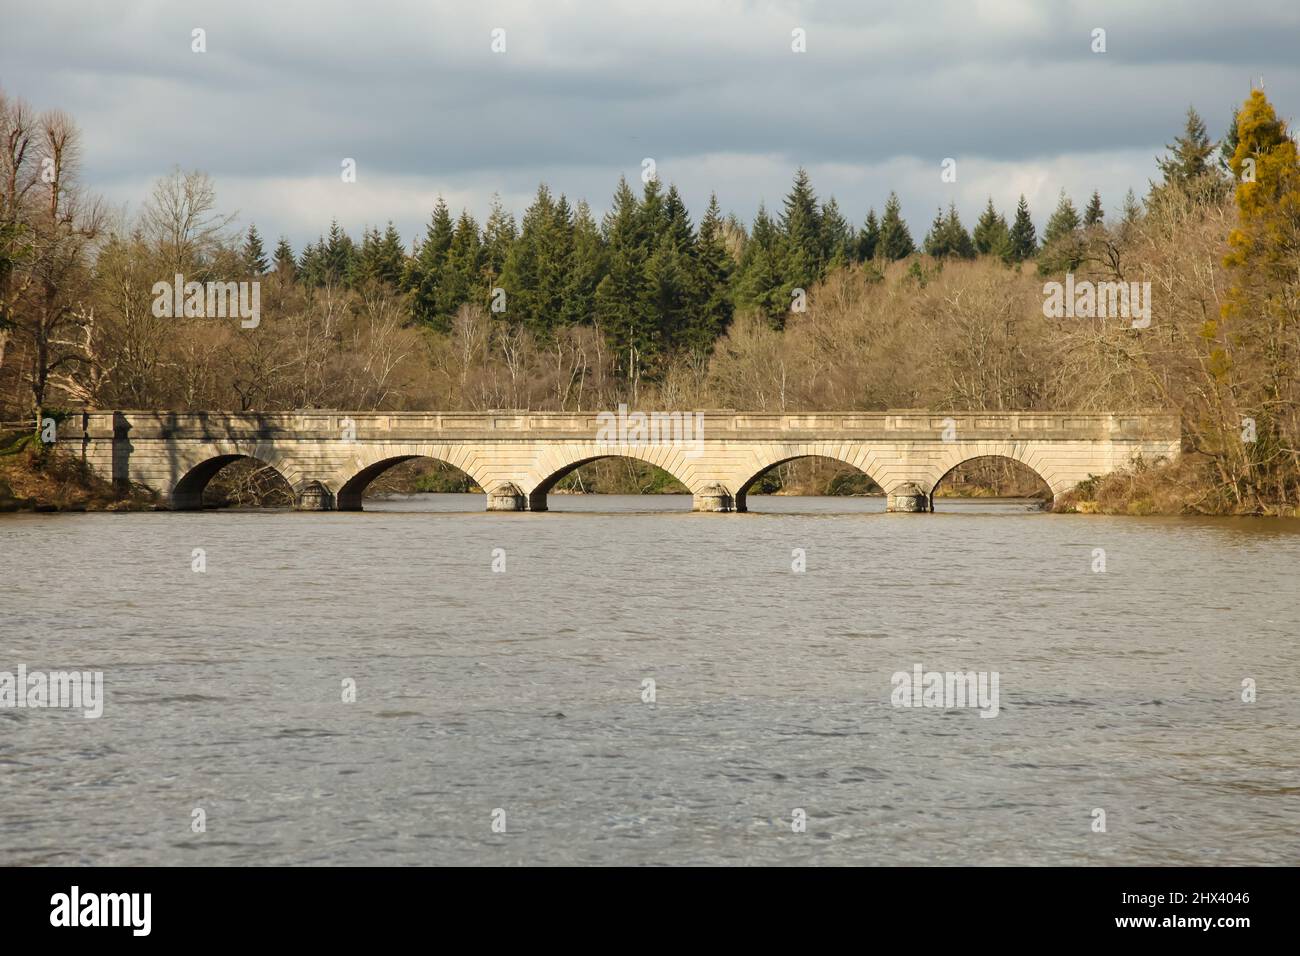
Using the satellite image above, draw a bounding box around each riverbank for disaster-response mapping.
[0,443,154,512]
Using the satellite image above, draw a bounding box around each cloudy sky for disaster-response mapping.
[4,0,1297,251]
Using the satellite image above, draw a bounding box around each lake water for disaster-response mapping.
[2,494,1298,865]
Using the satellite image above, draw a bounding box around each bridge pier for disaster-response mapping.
[486,482,527,511]
[886,482,932,513]
[692,484,736,512]
[294,481,336,511]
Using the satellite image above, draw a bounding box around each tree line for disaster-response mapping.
[1,88,1296,512]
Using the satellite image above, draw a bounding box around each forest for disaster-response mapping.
[1,88,1298,513]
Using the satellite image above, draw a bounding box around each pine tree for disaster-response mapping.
[1121,189,1142,223]
[595,178,655,377]
[480,195,518,290]
[1008,195,1037,262]
[1042,191,1081,246]
[273,236,296,280]
[374,222,406,288]
[780,168,823,296]
[1158,106,1216,186]
[876,192,914,261]
[438,210,484,316]
[686,193,735,350]
[321,220,357,287]
[923,207,946,256]
[1039,191,1084,274]
[972,197,1011,258]
[1218,107,1240,173]
[647,185,697,348]
[1083,191,1104,227]
[242,224,268,275]
[858,208,880,261]
[562,200,605,327]
[819,197,855,268]
[733,203,786,322]
[925,204,976,259]
[407,198,455,328]
[299,236,327,287]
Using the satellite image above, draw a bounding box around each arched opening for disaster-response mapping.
[173,455,294,510]
[337,456,482,512]
[531,456,692,512]
[737,455,883,513]
[931,456,1053,513]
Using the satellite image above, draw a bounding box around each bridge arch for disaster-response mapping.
[335,450,492,511]
[171,451,296,510]
[731,445,891,512]
[526,445,702,511]
[926,444,1058,509]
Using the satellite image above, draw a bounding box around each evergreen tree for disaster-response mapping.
[1039,191,1084,274]
[1157,106,1216,186]
[923,207,946,256]
[438,210,484,315]
[1083,191,1104,227]
[1121,189,1142,228]
[1218,107,1240,173]
[858,208,880,261]
[646,185,697,349]
[1008,195,1037,262]
[594,178,655,376]
[779,168,823,296]
[374,222,406,288]
[299,237,327,287]
[733,203,786,322]
[273,236,296,280]
[407,198,455,328]
[1042,191,1081,246]
[242,224,268,275]
[819,197,855,268]
[972,197,1011,258]
[686,193,735,350]
[924,203,976,259]
[500,185,572,334]
[321,220,357,286]
[876,192,915,260]
[480,195,518,290]
[562,200,605,327]
[355,225,406,289]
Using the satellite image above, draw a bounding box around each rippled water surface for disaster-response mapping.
[2,494,1298,865]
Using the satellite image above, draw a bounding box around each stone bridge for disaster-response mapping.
[59,409,1181,512]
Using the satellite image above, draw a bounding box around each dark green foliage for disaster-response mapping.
[733,204,786,322]
[858,208,879,261]
[1083,190,1104,227]
[242,224,268,275]
[972,198,1011,259]
[924,203,976,259]
[877,192,915,260]
[1038,191,1085,274]
[1157,106,1216,186]
[407,198,455,328]
[272,236,296,280]
[1008,194,1037,262]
